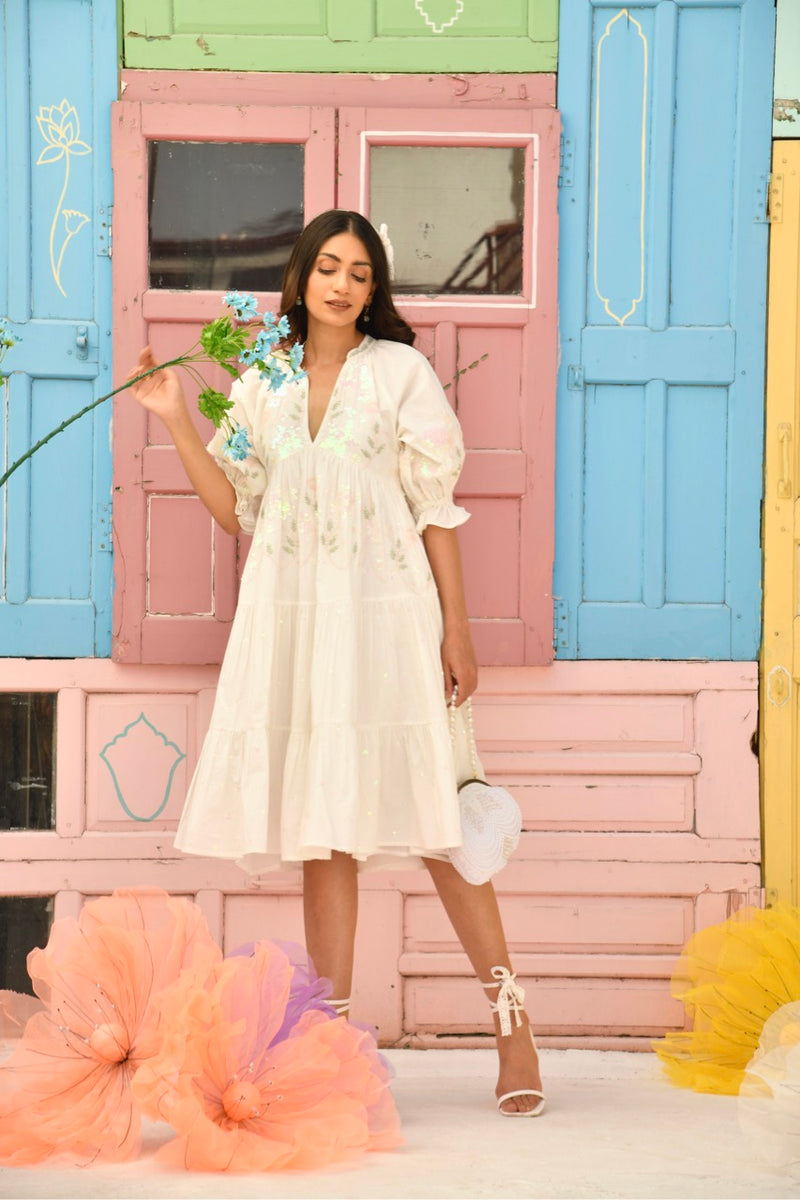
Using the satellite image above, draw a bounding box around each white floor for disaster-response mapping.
[0,1050,798,1200]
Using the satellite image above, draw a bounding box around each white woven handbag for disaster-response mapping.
[448,691,522,886]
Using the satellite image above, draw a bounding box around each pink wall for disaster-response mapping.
[1,659,759,1048]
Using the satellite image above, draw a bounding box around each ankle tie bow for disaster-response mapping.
[482,966,525,1037]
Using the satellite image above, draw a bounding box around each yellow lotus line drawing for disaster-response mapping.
[36,99,92,297]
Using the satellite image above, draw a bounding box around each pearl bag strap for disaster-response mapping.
[481,966,525,1037]
[448,686,480,781]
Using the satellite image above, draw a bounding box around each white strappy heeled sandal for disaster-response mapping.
[482,966,546,1117]
[328,996,350,1017]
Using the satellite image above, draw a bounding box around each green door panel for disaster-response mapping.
[122,0,558,72]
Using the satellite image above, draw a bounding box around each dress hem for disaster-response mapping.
[174,839,456,876]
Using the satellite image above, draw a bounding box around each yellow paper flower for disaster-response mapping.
[36,99,91,164]
[654,905,800,1094]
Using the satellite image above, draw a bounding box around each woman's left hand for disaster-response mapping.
[441,624,478,707]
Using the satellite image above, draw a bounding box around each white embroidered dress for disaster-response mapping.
[174,336,476,874]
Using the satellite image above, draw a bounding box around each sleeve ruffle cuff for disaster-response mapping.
[414,503,471,535]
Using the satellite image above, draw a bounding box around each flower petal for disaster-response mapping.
[36,143,64,165]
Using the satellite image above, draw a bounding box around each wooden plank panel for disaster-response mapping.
[761,143,800,903]
[694,689,759,839]
[122,1,559,72]
[405,895,694,954]
[399,951,679,980]
[119,72,558,118]
[474,693,694,750]
[456,327,521,450]
[147,496,213,616]
[459,499,519,619]
[406,977,685,1036]
[515,777,694,832]
[85,693,194,831]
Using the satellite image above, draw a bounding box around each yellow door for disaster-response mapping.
[762,142,800,903]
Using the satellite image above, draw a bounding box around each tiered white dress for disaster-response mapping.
[174,336,476,875]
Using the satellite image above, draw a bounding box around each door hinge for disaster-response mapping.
[96,204,113,256]
[553,597,570,651]
[755,172,771,223]
[767,173,784,223]
[567,364,584,390]
[558,135,574,188]
[96,502,112,554]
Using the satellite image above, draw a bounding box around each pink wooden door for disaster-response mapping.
[338,106,559,665]
[112,83,559,666]
[111,100,335,663]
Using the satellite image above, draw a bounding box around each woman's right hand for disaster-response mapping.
[127,346,187,428]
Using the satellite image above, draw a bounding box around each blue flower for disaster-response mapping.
[261,365,288,392]
[222,291,258,321]
[255,328,280,358]
[222,425,252,461]
[262,311,275,327]
[239,346,259,366]
[0,317,21,350]
[289,342,304,372]
[276,314,291,338]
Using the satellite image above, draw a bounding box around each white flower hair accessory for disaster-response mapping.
[378,223,395,281]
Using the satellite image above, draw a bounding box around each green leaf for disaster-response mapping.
[197,387,233,427]
[200,316,247,366]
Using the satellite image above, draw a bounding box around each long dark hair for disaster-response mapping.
[279,210,415,346]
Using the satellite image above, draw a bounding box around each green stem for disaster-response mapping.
[0,356,188,491]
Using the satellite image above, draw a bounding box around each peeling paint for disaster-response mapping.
[126,30,171,42]
[775,99,800,123]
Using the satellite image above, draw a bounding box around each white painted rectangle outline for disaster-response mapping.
[359,131,540,310]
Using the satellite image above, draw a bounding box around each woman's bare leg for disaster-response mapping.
[423,856,543,1114]
[303,851,359,1005]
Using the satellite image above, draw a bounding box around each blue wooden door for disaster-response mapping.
[0,0,116,657]
[554,0,774,659]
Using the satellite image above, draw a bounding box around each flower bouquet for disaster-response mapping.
[0,290,306,489]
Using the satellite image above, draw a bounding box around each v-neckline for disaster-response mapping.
[304,336,371,445]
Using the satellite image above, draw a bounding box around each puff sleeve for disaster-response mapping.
[397,354,471,535]
[205,370,267,535]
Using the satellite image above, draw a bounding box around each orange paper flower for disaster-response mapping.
[0,889,221,1164]
[133,941,402,1171]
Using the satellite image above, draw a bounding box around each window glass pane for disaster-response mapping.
[0,896,53,995]
[148,141,304,291]
[0,693,55,830]
[370,146,525,295]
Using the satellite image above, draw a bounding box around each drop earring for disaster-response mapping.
[362,305,370,324]
[295,295,303,306]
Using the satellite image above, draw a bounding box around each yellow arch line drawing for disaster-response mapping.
[593,9,648,327]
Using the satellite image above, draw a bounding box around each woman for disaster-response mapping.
[129,209,545,1118]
